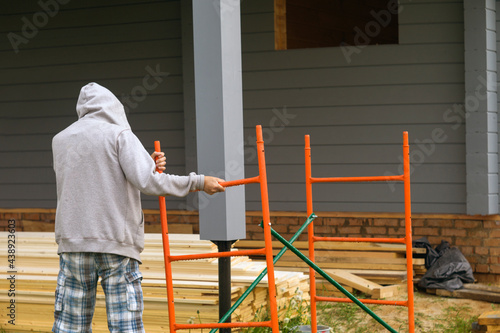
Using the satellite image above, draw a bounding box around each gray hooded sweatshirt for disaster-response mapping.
[52,82,204,262]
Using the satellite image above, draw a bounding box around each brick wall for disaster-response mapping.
[2,209,499,283]
[0,210,56,231]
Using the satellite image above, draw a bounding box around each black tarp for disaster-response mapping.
[416,240,475,291]
[413,237,440,269]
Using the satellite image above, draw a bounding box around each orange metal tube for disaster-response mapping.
[219,176,260,188]
[256,125,280,333]
[304,135,318,333]
[316,296,407,307]
[313,236,406,244]
[169,248,266,262]
[154,141,176,333]
[403,131,415,333]
[311,175,404,183]
[175,320,272,330]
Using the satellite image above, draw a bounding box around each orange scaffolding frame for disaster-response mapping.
[305,131,415,333]
[154,125,280,333]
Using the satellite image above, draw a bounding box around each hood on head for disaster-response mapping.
[76,82,130,129]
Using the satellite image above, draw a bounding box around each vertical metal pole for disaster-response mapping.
[305,135,318,332]
[154,141,176,333]
[403,132,415,333]
[215,240,234,333]
[256,125,280,333]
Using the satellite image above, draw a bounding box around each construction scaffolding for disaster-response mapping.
[156,128,414,333]
[155,125,280,333]
[304,132,414,333]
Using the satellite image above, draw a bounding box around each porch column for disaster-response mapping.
[192,0,246,240]
[464,0,499,215]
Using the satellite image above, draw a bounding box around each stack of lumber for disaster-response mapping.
[472,311,500,332]
[235,239,425,298]
[0,232,309,332]
[427,284,500,303]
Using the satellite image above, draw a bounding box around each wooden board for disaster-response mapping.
[479,311,500,326]
[146,223,193,234]
[371,284,406,299]
[464,284,500,294]
[325,269,381,295]
[277,260,408,271]
[235,239,425,253]
[437,289,500,304]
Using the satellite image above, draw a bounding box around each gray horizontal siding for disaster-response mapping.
[0,95,184,118]
[0,0,188,209]
[243,64,465,89]
[1,0,470,215]
[243,85,464,108]
[243,44,464,69]
[0,79,184,102]
[240,0,466,214]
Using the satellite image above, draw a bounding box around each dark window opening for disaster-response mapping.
[275,0,399,50]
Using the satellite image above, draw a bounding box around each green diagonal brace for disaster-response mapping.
[268,226,398,333]
[209,213,317,333]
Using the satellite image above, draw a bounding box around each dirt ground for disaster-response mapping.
[318,289,498,333]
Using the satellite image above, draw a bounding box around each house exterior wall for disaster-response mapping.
[0,0,187,209]
[0,0,489,215]
[240,0,468,214]
[1,0,500,281]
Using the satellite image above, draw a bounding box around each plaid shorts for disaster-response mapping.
[52,252,145,333]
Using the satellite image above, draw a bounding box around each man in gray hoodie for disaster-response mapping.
[52,82,225,332]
